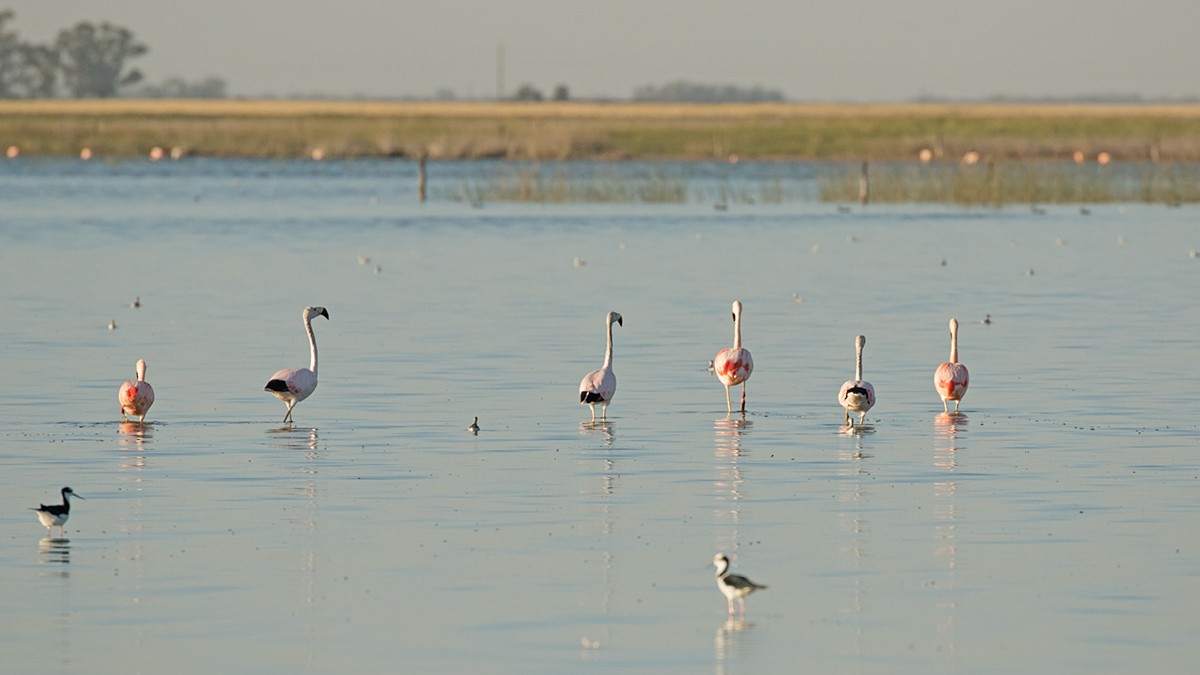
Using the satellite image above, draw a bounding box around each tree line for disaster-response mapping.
[0,11,224,99]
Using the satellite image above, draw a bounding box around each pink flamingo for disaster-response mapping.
[714,300,754,413]
[118,359,155,423]
[264,306,329,423]
[934,317,969,412]
[838,335,876,426]
[579,311,622,421]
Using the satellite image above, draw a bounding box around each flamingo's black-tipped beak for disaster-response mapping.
[617,317,623,327]
[319,308,330,320]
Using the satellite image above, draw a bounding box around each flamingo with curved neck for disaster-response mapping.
[264,306,329,423]
[579,311,622,422]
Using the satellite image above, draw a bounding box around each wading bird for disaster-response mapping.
[714,300,753,413]
[838,335,876,427]
[934,318,970,413]
[579,311,622,422]
[265,306,329,423]
[118,359,156,423]
[713,553,766,617]
[32,487,84,538]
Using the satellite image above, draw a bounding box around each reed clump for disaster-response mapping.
[818,160,1200,205]
[449,166,688,204]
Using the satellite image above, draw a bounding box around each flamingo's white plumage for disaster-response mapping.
[714,300,753,413]
[264,306,329,423]
[934,317,969,413]
[579,311,622,422]
[713,553,766,617]
[838,335,876,427]
[119,359,155,423]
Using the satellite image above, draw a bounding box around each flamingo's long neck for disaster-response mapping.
[855,340,864,381]
[732,311,742,351]
[136,361,147,382]
[306,316,319,375]
[949,324,959,364]
[603,316,614,369]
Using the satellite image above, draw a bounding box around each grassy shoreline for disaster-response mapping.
[4,99,1200,161]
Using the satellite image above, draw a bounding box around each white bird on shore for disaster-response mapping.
[32,487,84,539]
[838,335,875,427]
[714,300,753,413]
[264,306,329,423]
[934,318,970,413]
[119,359,155,423]
[713,553,766,617]
[579,311,622,422]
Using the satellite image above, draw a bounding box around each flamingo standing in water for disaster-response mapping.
[264,306,329,423]
[838,335,875,427]
[714,300,753,413]
[119,359,155,423]
[32,487,84,538]
[579,311,622,421]
[934,317,969,413]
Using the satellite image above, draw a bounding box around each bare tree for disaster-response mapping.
[13,43,58,97]
[0,10,21,97]
[55,21,147,98]
[0,11,58,98]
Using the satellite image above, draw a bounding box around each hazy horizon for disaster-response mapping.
[6,0,1199,101]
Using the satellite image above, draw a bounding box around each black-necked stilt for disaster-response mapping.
[713,553,766,617]
[32,487,84,538]
[468,416,480,434]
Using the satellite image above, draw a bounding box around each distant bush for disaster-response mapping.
[633,80,785,103]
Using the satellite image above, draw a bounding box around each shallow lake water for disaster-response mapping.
[0,158,1197,673]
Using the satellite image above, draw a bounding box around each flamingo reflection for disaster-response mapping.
[933,412,964,656]
[579,420,615,446]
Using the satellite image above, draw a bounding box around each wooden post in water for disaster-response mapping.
[858,161,869,206]
[418,153,427,203]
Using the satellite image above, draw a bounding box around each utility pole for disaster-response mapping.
[496,43,506,102]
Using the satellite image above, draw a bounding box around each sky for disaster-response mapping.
[7,0,1200,101]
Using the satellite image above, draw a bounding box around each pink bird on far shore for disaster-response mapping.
[119,359,155,423]
[838,335,875,427]
[934,317,970,413]
[714,300,753,413]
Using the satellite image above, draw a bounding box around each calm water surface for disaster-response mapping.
[1,159,1197,673]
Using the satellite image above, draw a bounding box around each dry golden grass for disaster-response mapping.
[4,99,1200,160]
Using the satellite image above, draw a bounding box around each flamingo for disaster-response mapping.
[32,487,84,538]
[713,553,767,617]
[579,311,622,421]
[714,300,753,413]
[934,317,969,413]
[119,359,156,423]
[838,335,876,427]
[264,306,329,423]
